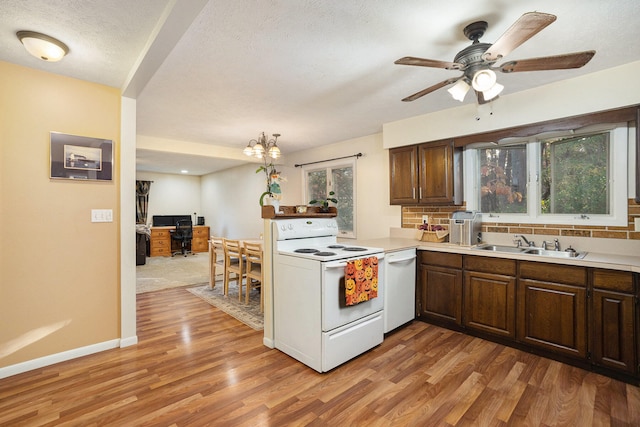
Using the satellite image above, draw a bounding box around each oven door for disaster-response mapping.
[321,253,385,331]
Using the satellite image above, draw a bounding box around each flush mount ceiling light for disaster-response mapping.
[17,31,69,62]
[243,132,281,160]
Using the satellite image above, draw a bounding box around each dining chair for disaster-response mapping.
[243,241,263,312]
[223,238,244,300]
[208,237,224,290]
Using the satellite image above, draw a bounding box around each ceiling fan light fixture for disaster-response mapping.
[447,79,471,102]
[482,82,504,101]
[17,31,69,62]
[471,69,497,92]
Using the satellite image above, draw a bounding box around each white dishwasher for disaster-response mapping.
[383,248,417,333]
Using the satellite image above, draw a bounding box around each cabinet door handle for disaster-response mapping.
[412,188,416,199]
[419,187,423,199]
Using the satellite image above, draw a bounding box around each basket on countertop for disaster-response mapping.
[417,216,449,242]
[419,228,449,243]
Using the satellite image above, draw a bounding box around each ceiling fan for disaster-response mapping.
[395,12,595,104]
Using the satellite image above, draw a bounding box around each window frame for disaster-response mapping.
[465,123,628,227]
[302,158,357,238]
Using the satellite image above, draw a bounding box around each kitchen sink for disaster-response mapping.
[472,244,527,253]
[473,244,587,259]
[522,248,587,259]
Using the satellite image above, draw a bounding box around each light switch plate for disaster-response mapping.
[422,215,429,224]
[635,217,640,231]
[91,209,113,223]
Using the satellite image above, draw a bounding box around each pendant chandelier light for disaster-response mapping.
[243,132,281,160]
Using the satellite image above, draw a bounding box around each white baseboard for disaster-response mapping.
[120,335,138,348]
[0,339,121,379]
[263,337,274,348]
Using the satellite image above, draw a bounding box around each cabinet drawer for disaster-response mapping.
[193,227,209,238]
[150,246,171,257]
[593,269,634,293]
[192,241,208,252]
[464,255,516,276]
[519,261,586,287]
[151,238,170,248]
[151,229,170,238]
[419,251,462,269]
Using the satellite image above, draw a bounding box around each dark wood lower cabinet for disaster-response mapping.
[464,271,516,338]
[591,270,637,375]
[417,251,462,327]
[517,279,587,358]
[417,251,639,384]
[463,256,516,339]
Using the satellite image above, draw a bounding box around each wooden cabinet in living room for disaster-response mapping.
[389,140,462,205]
[591,269,637,375]
[191,226,210,252]
[417,251,463,327]
[150,227,172,257]
[517,261,588,360]
[150,226,210,256]
[463,256,516,339]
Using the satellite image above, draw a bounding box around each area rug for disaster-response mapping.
[136,254,214,294]
[187,282,263,331]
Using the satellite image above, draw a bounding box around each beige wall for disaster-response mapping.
[199,133,401,241]
[0,62,121,369]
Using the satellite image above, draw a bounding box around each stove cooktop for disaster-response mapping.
[279,243,383,261]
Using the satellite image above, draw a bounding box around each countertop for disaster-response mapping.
[346,236,640,273]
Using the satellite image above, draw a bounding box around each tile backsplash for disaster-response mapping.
[402,199,640,241]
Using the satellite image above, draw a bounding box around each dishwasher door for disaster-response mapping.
[384,249,416,333]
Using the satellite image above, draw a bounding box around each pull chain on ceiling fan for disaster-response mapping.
[395,12,595,105]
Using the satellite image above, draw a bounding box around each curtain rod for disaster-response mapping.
[294,153,362,168]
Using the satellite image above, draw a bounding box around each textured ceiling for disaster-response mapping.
[2,0,639,175]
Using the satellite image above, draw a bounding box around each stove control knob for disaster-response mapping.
[280,224,286,231]
[288,224,294,230]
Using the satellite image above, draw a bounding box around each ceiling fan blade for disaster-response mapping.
[401,78,461,102]
[499,50,595,73]
[482,12,557,62]
[395,56,463,71]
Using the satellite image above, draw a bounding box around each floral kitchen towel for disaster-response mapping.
[345,256,378,306]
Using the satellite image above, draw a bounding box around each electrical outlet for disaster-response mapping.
[91,209,113,223]
[422,215,429,224]
[635,217,640,232]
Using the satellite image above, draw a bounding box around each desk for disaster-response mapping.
[150,225,210,257]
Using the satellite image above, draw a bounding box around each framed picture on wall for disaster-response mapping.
[50,132,113,181]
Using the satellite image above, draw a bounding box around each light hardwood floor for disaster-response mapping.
[1,287,639,426]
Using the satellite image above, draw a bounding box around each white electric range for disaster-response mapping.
[270,218,385,372]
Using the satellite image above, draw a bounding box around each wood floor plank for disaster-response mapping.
[0,286,638,426]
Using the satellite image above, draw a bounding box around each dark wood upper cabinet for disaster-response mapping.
[389,140,462,205]
[389,145,418,205]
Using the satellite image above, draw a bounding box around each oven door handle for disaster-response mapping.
[324,253,385,269]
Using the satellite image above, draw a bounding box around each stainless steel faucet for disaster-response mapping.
[515,234,535,247]
[542,239,561,250]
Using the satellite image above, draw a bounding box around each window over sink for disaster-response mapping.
[465,123,628,226]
